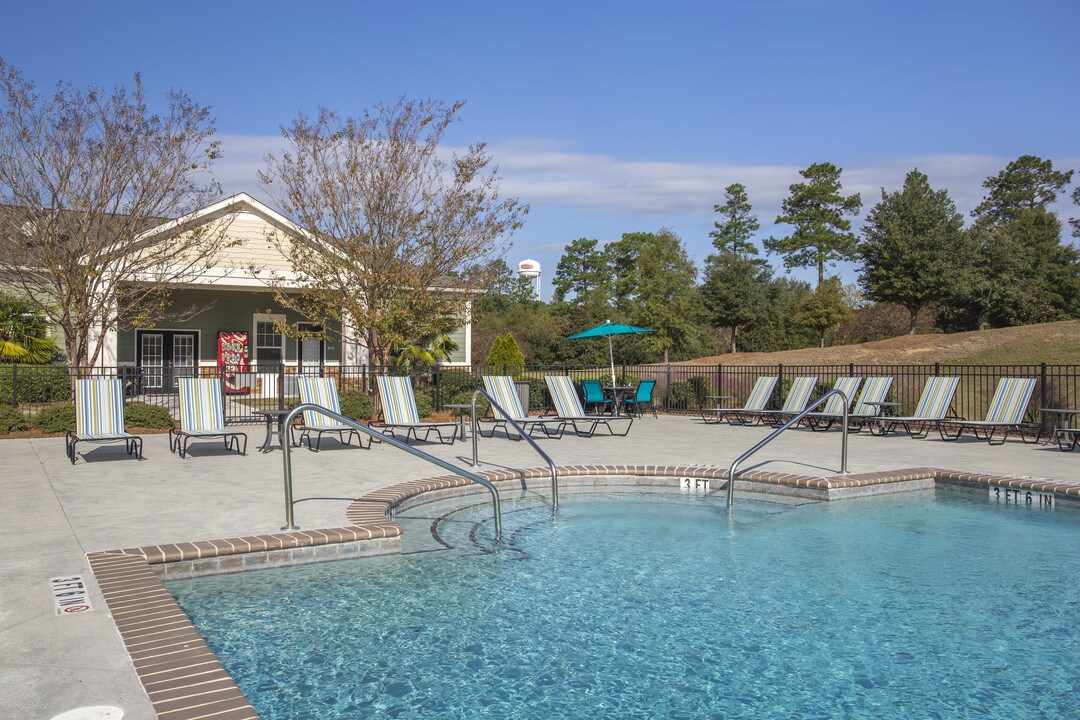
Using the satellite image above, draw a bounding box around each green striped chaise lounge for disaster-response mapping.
[169,377,247,458]
[872,376,959,438]
[701,376,778,425]
[479,375,568,440]
[294,376,368,451]
[799,376,863,431]
[374,375,458,445]
[753,376,818,428]
[938,377,1038,445]
[544,375,632,437]
[66,377,143,464]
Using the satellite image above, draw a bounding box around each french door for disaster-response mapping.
[139,331,198,391]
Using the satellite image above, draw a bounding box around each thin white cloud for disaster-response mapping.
[210,133,1080,229]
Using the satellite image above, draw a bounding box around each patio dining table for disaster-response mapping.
[604,386,636,416]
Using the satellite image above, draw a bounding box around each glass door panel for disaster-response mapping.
[141,334,164,390]
[171,334,196,389]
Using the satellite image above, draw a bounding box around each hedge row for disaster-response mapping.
[0,401,173,435]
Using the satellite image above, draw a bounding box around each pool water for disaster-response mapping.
[169,489,1080,719]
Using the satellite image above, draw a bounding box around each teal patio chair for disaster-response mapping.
[66,377,143,464]
[622,379,657,418]
[169,377,247,458]
[479,375,568,439]
[702,376,778,425]
[938,377,1038,445]
[295,376,369,451]
[873,376,959,438]
[373,375,457,444]
[581,379,615,415]
[545,375,633,437]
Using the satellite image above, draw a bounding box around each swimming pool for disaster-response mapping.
[169,488,1079,719]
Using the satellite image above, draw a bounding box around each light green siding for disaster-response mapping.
[447,324,468,364]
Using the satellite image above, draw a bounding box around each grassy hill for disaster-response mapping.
[679,320,1080,366]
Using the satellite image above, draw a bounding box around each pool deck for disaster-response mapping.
[4,415,1079,720]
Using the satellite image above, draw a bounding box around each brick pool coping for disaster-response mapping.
[86,465,1080,720]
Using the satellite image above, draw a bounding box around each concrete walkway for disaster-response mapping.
[2,416,1077,719]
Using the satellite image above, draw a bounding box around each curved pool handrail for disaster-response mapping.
[279,403,502,540]
[469,388,560,513]
[727,389,850,507]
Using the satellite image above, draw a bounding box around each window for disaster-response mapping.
[254,315,284,365]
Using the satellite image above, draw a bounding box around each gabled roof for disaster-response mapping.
[137,192,308,243]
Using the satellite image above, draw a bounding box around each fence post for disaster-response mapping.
[777,364,784,407]
[849,362,854,377]
[278,363,285,412]
[1040,362,1048,434]
[717,363,723,398]
[665,364,672,412]
[10,364,17,408]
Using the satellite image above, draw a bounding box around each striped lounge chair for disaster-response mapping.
[66,378,143,464]
[294,376,368,451]
[479,375,568,440]
[544,376,632,437]
[872,376,959,438]
[374,375,457,445]
[938,377,1038,445]
[800,377,863,431]
[844,376,894,432]
[701,376,778,425]
[169,378,247,458]
[753,376,818,428]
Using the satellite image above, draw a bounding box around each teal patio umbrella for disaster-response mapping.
[564,320,656,387]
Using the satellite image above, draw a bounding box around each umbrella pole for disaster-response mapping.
[608,335,616,388]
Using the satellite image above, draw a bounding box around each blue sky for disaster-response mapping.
[3,1,1078,297]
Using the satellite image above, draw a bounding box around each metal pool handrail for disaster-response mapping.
[470,388,560,513]
[727,389,850,508]
[279,403,502,540]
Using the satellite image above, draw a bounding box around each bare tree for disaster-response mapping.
[259,98,527,367]
[0,59,227,368]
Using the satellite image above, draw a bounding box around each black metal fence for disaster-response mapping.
[4,362,1080,428]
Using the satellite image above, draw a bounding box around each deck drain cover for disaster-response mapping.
[50,708,123,720]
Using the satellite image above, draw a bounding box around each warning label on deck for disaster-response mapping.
[50,575,94,615]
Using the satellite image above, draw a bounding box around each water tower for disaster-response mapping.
[517,258,542,301]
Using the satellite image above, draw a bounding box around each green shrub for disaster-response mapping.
[669,379,709,411]
[449,390,490,418]
[0,405,28,433]
[527,378,547,412]
[414,390,434,419]
[33,404,76,433]
[0,364,72,404]
[437,370,483,400]
[124,401,174,428]
[486,333,526,377]
[339,390,375,421]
